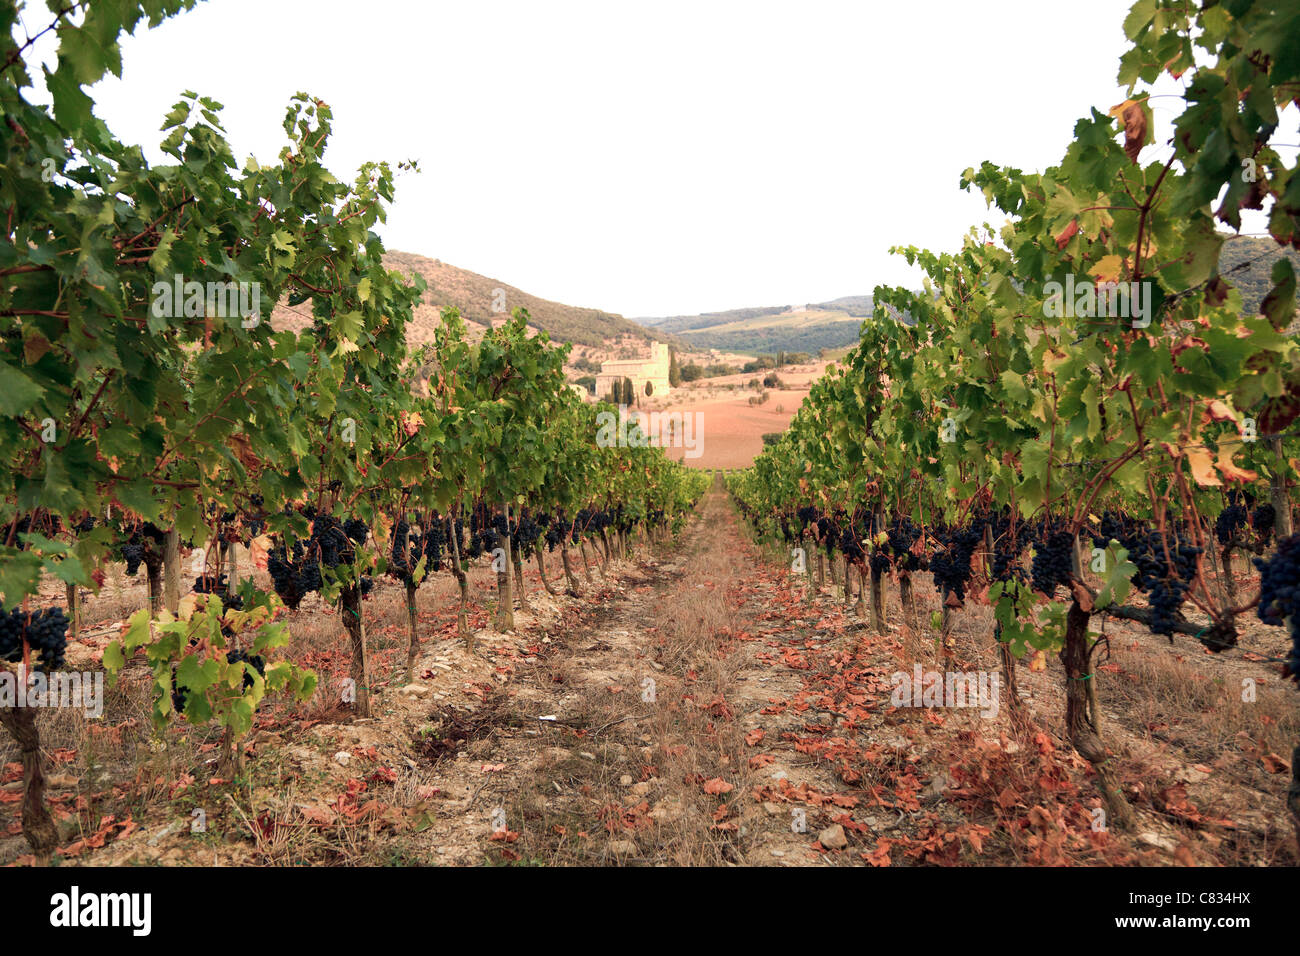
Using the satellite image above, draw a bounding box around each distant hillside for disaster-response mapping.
[640,306,791,335]
[375,251,676,349]
[635,296,872,356]
[1218,236,1300,316]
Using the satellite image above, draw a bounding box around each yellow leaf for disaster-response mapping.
[1108,98,1148,163]
[176,594,200,621]
[1186,447,1222,486]
[1215,441,1257,483]
[1091,255,1124,284]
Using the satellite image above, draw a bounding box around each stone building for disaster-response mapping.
[595,342,672,400]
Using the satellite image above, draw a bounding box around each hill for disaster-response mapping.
[272,251,676,351]
[381,251,678,349]
[1217,236,1300,316]
[635,296,872,356]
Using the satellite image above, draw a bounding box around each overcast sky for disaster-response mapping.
[18,0,1283,317]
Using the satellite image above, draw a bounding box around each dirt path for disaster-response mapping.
[432,482,1298,867]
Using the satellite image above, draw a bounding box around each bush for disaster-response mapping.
[762,372,781,388]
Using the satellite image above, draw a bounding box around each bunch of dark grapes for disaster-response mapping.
[544,520,567,552]
[447,520,467,564]
[120,538,145,575]
[7,516,31,550]
[471,528,498,557]
[193,574,243,611]
[1092,511,1142,553]
[1253,534,1300,681]
[1030,527,1075,597]
[1130,531,1202,637]
[117,522,164,576]
[310,515,352,567]
[930,522,984,602]
[796,506,819,531]
[1215,502,1248,546]
[512,512,543,554]
[0,604,69,670]
[813,515,831,551]
[886,518,924,572]
[1252,503,1276,543]
[268,540,319,610]
[839,524,866,564]
[778,517,794,544]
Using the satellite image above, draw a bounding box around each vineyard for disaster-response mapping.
[730,0,1300,854]
[0,0,1299,878]
[0,0,708,862]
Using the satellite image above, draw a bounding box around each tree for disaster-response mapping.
[668,349,682,387]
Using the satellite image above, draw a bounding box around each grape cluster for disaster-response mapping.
[1253,534,1300,682]
[268,540,319,609]
[512,512,543,553]
[543,518,567,552]
[1092,511,1202,637]
[839,524,866,564]
[1252,503,1276,542]
[1030,527,1075,597]
[266,509,377,607]
[1214,502,1248,546]
[1132,532,1201,636]
[193,575,243,611]
[930,522,985,602]
[118,522,165,576]
[886,518,925,572]
[0,604,69,670]
[389,515,454,582]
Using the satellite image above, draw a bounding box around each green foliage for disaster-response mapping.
[0,1,708,749]
[730,0,1300,655]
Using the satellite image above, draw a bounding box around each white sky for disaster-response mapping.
[17,0,1286,318]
